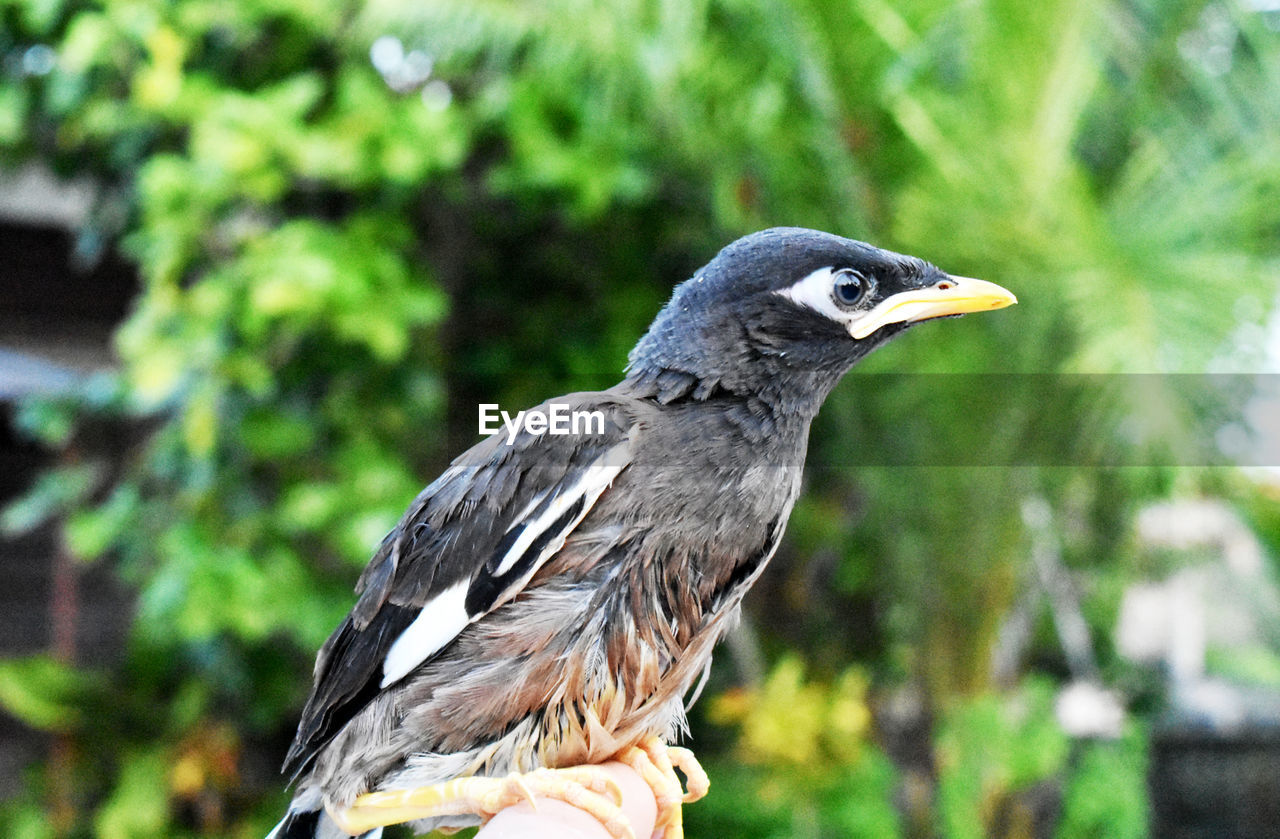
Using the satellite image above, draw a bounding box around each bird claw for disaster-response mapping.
[619,737,709,839]
[666,746,709,803]
[327,766,633,838]
[491,774,537,812]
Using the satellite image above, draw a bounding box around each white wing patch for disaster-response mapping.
[379,442,629,689]
[380,581,468,688]
[492,462,622,577]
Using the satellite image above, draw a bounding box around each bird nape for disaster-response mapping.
[268,227,1016,839]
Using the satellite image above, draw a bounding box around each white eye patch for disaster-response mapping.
[774,266,864,327]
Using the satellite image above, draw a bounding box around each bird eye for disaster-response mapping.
[832,269,871,307]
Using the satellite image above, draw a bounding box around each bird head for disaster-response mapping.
[626,228,1016,410]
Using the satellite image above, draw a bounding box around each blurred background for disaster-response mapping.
[2,0,1280,837]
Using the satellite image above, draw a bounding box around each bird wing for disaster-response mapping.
[283,394,638,778]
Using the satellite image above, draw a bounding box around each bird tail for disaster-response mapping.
[266,808,383,839]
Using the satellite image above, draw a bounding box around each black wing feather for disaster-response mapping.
[282,395,637,778]
[283,602,419,778]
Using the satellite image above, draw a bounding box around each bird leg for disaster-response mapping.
[326,766,633,838]
[619,737,710,839]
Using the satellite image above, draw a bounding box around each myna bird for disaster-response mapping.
[268,228,1016,839]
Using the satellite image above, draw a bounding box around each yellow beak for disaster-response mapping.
[848,275,1017,340]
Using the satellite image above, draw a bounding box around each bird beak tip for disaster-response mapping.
[946,275,1017,310]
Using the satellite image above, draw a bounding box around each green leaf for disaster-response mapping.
[20,0,65,36]
[1,464,101,537]
[11,397,77,448]
[241,409,318,459]
[0,656,87,731]
[65,483,140,561]
[94,748,170,839]
[0,801,56,839]
[0,84,28,145]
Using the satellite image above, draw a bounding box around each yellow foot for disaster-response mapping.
[619,737,710,839]
[326,766,632,838]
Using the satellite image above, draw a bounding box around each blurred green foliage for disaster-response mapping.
[935,679,1071,839]
[1058,726,1148,839]
[694,658,902,838]
[1,0,1279,837]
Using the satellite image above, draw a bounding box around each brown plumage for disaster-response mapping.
[269,228,1015,839]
